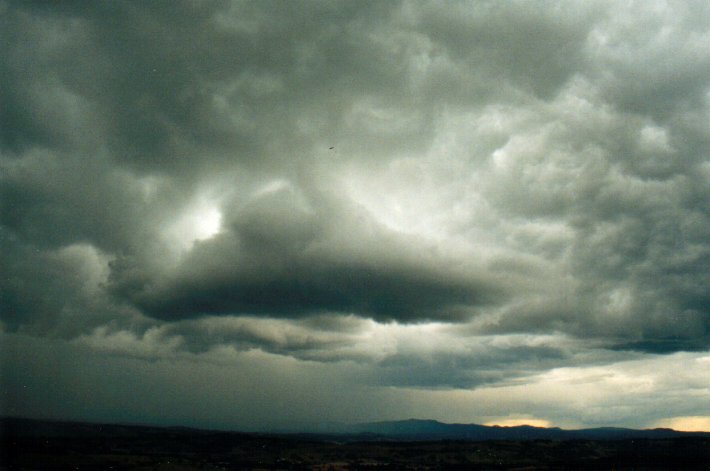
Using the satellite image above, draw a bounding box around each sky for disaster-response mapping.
[1,0,709,432]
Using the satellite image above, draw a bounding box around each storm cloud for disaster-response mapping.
[2,0,709,429]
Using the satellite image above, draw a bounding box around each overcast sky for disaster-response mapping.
[2,0,710,432]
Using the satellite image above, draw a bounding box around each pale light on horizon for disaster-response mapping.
[484,418,553,428]
[653,416,710,432]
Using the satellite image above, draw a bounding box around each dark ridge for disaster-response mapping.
[3,417,710,470]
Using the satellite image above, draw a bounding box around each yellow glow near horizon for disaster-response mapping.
[654,416,710,432]
[484,418,552,428]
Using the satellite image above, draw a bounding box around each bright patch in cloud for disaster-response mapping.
[165,198,223,251]
[192,206,222,240]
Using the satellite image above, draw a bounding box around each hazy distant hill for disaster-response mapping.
[322,418,710,441]
[4,417,709,442]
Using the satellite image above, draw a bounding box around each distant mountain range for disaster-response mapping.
[4,417,710,442]
[293,418,710,441]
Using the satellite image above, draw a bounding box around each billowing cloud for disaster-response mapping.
[1,0,709,429]
[109,182,505,322]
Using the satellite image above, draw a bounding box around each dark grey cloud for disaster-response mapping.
[409,1,600,100]
[3,0,708,345]
[2,0,421,174]
[108,183,504,322]
[2,0,710,429]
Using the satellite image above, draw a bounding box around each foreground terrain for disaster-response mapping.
[2,418,710,470]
